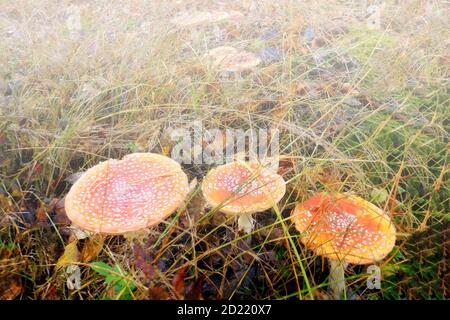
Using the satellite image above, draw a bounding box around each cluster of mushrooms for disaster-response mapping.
[65,153,396,299]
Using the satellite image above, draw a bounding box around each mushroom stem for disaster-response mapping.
[237,212,254,234]
[328,259,346,300]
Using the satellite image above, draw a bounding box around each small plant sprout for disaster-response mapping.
[291,192,396,299]
[65,153,190,235]
[201,161,286,234]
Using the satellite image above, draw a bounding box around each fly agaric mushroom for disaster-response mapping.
[291,192,396,299]
[201,161,286,234]
[65,153,189,234]
[207,47,261,80]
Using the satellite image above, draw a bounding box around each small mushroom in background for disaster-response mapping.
[291,192,396,299]
[65,153,190,235]
[206,46,239,78]
[201,161,286,234]
[215,51,261,73]
[207,46,261,80]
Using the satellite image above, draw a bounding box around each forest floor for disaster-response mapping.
[0,0,448,300]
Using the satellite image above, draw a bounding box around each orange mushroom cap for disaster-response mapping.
[291,192,396,264]
[201,161,286,215]
[65,153,189,234]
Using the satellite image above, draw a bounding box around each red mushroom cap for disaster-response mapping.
[291,192,396,264]
[65,153,189,234]
[201,161,286,215]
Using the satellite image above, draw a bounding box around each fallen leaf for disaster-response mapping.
[0,192,14,212]
[133,244,154,283]
[172,265,188,297]
[0,133,7,145]
[147,286,169,300]
[35,204,49,228]
[0,276,22,300]
[277,157,295,176]
[56,240,80,269]
[185,275,205,300]
[68,225,90,241]
[81,236,104,262]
